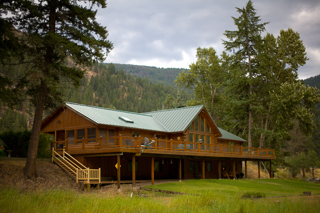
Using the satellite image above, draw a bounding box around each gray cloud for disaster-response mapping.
[98,0,320,79]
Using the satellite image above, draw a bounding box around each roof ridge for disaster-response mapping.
[143,105,204,114]
[66,102,152,117]
[149,115,170,132]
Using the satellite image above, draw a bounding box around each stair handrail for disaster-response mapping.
[52,149,78,175]
[52,148,100,184]
[63,149,87,169]
[63,156,87,170]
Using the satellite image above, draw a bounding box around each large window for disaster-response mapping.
[88,128,96,142]
[201,117,204,132]
[67,130,75,144]
[188,115,212,146]
[108,129,115,143]
[77,129,85,144]
[195,117,199,131]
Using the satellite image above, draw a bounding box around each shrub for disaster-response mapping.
[0,130,53,158]
[241,192,266,199]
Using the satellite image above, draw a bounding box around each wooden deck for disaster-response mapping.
[52,135,276,160]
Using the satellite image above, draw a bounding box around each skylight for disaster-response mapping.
[119,116,134,123]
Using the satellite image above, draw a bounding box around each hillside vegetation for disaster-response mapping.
[0,63,193,133]
[63,63,192,113]
[105,63,186,86]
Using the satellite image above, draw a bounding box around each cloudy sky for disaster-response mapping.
[97,0,320,79]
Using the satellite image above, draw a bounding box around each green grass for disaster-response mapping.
[1,179,320,213]
[147,179,320,197]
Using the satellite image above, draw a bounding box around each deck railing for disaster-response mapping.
[52,148,101,183]
[52,135,275,158]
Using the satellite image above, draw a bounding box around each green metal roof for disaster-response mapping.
[66,102,167,132]
[218,127,246,142]
[64,102,246,142]
[144,105,204,132]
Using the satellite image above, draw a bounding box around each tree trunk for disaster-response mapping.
[247,36,253,148]
[302,168,305,178]
[259,112,270,148]
[201,84,206,106]
[209,83,217,118]
[248,69,253,148]
[24,81,47,179]
[24,1,55,180]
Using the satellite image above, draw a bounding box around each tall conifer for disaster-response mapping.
[223,0,268,147]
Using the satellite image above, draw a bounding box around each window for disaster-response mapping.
[156,135,166,139]
[119,116,134,123]
[201,116,204,132]
[189,134,194,149]
[188,117,212,149]
[132,131,140,137]
[195,134,199,142]
[195,161,200,172]
[108,129,115,143]
[67,130,75,144]
[189,134,193,143]
[99,128,106,144]
[207,162,212,172]
[195,117,199,131]
[206,125,210,133]
[228,142,235,152]
[154,161,160,172]
[189,161,194,172]
[88,128,96,142]
[77,129,85,144]
[206,136,210,144]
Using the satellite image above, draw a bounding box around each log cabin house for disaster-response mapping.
[42,102,276,187]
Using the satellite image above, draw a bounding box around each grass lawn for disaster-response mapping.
[1,179,320,213]
[147,179,320,197]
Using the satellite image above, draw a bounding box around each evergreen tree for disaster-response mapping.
[1,0,113,179]
[223,0,268,147]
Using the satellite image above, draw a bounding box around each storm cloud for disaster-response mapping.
[98,0,320,79]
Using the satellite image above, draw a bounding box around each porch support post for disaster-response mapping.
[218,160,221,179]
[54,131,57,150]
[245,160,247,179]
[233,160,236,180]
[269,160,272,179]
[132,155,136,186]
[179,158,182,181]
[258,160,261,179]
[151,157,154,185]
[117,155,121,189]
[202,159,205,179]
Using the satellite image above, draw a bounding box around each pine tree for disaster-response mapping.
[1,0,113,179]
[223,0,268,147]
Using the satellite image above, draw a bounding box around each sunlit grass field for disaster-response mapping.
[1,179,320,213]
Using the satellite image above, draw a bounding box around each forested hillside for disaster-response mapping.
[0,63,193,133]
[305,74,320,108]
[304,74,320,89]
[64,63,192,113]
[105,63,186,86]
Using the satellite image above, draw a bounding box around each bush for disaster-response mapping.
[0,130,53,158]
[241,192,266,199]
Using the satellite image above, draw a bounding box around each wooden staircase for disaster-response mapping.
[52,148,101,184]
